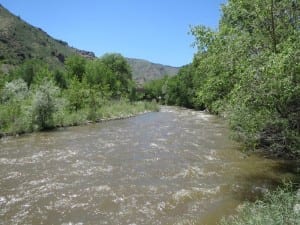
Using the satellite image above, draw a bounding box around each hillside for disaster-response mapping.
[126,58,179,83]
[0,4,94,68]
[0,4,179,82]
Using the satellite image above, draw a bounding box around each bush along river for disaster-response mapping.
[0,106,297,225]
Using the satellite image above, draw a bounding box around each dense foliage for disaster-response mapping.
[0,53,157,135]
[144,0,300,156]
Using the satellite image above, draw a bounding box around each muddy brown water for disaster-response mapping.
[0,106,297,225]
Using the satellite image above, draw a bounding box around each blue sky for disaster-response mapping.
[1,1,225,67]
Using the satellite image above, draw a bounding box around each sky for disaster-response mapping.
[1,1,226,67]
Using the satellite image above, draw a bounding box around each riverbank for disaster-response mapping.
[0,100,159,138]
[220,184,300,225]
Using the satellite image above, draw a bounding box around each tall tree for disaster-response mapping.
[65,55,86,82]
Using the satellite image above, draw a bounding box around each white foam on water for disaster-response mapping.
[150,143,159,148]
[99,165,114,173]
[28,178,49,186]
[205,155,217,161]
[215,132,223,136]
[0,196,7,205]
[113,196,125,204]
[138,204,156,218]
[103,143,115,148]
[148,185,158,193]
[157,201,166,211]
[191,143,200,147]
[61,222,83,225]
[149,142,166,151]
[184,129,196,134]
[4,171,22,180]
[144,158,160,163]
[6,196,24,206]
[193,186,221,195]
[160,107,176,113]
[195,113,213,121]
[174,218,197,225]
[94,185,111,192]
[173,166,206,179]
[172,189,193,203]
[0,158,17,165]
[67,150,77,155]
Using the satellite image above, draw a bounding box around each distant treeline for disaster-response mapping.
[143,0,300,157]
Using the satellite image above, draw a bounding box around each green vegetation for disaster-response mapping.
[0,53,158,137]
[144,0,300,157]
[142,1,300,223]
[221,184,300,225]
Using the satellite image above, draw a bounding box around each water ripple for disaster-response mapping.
[0,106,291,225]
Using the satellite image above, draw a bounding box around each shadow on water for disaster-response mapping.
[196,155,300,225]
[237,160,299,198]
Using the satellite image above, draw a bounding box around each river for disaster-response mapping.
[0,106,296,225]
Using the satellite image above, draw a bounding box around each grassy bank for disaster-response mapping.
[0,53,161,138]
[0,100,159,138]
[55,100,159,127]
[220,184,300,225]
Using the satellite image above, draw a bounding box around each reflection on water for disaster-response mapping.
[0,106,296,225]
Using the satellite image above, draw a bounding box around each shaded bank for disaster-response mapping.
[220,184,300,225]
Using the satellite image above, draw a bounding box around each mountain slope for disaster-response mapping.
[0,4,94,68]
[0,4,179,82]
[126,58,179,83]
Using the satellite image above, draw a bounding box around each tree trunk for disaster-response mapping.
[270,0,277,53]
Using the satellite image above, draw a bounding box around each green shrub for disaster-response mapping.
[0,79,32,134]
[31,78,60,130]
[220,185,300,225]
